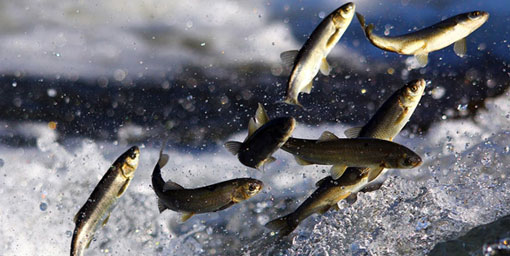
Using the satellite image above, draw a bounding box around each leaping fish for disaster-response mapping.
[281,133,422,179]
[152,148,263,222]
[282,2,355,107]
[71,146,140,256]
[265,79,426,236]
[225,103,295,169]
[356,11,489,66]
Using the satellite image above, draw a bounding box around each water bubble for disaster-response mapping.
[40,202,48,211]
[66,230,73,237]
[47,88,57,97]
[318,11,326,18]
[12,81,17,87]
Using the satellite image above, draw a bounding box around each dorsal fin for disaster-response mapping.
[163,180,184,191]
[255,103,270,125]
[224,141,242,155]
[344,127,362,138]
[317,131,339,142]
[280,50,299,69]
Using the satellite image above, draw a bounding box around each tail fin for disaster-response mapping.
[281,97,305,110]
[152,140,169,193]
[265,215,298,237]
[355,12,373,37]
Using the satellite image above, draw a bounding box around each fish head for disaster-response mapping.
[458,11,489,30]
[331,2,355,28]
[398,152,422,169]
[402,79,426,105]
[121,146,140,178]
[233,179,264,202]
[265,117,296,141]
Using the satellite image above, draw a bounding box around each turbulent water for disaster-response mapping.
[0,88,508,255]
[1,0,510,255]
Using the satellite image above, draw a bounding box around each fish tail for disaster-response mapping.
[355,12,373,37]
[265,215,298,237]
[152,144,168,193]
[281,97,305,110]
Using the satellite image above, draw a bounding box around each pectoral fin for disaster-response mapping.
[453,38,467,57]
[294,155,313,165]
[320,58,331,76]
[395,107,409,124]
[330,165,347,180]
[181,212,195,222]
[86,237,93,249]
[280,50,299,68]
[344,127,362,138]
[102,213,110,227]
[303,81,313,94]
[415,53,428,67]
[157,199,168,213]
[224,141,242,155]
[360,181,385,193]
[368,167,385,182]
[117,178,131,197]
[345,193,358,204]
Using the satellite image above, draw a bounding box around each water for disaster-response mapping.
[1,0,510,255]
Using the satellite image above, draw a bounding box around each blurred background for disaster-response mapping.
[0,0,508,148]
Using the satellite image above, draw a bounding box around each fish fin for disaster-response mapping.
[415,53,428,67]
[330,165,348,180]
[158,154,169,168]
[395,107,409,124]
[86,237,93,249]
[317,131,339,142]
[361,181,385,193]
[319,58,331,76]
[326,28,341,48]
[344,127,362,138]
[102,213,110,227]
[181,212,195,222]
[247,118,258,138]
[453,37,467,57]
[265,215,296,237]
[283,97,305,109]
[332,203,340,211]
[356,12,366,28]
[157,199,168,213]
[265,156,277,166]
[303,81,313,94]
[318,205,332,214]
[224,141,242,155]
[294,155,313,165]
[254,103,270,127]
[280,50,299,69]
[368,167,385,182]
[163,180,184,191]
[117,178,131,197]
[345,193,358,204]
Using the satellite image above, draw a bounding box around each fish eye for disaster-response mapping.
[129,150,137,159]
[410,85,418,93]
[248,183,258,192]
[468,11,481,20]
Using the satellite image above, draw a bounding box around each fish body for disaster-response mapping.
[225,103,295,169]
[266,169,369,236]
[283,2,355,107]
[71,146,140,256]
[357,11,489,66]
[282,136,422,179]
[152,150,263,221]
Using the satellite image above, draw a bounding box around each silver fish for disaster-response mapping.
[356,11,489,66]
[71,146,140,256]
[282,2,355,107]
[152,149,263,222]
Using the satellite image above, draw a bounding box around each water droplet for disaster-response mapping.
[12,82,17,87]
[47,88,57,97]
[318,11,325,18]
[66,230,73,237]
[40,202,48,211]
[200,42,206,47]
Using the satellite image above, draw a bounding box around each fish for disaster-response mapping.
[225,103,295,169]
[344,78,426,182]
[265,169,369,237]
[265,79,426,236]
[356,11,489,66]
[281,2,355,107]
[281,133,422,179]
[152,148,263,222]
[71,146,140,256]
